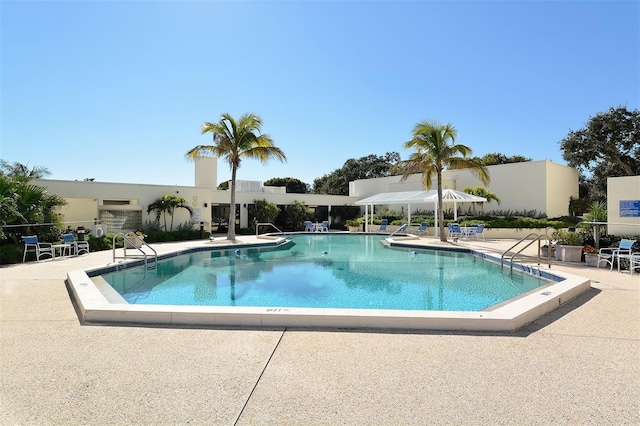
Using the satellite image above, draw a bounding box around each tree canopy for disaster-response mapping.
[469,153,532,166]
[312,152,400,195]
[147,194,193,231]
[263,177,309,193]
[560,106,640,200]
[0,161,66,242]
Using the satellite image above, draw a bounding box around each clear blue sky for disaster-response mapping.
[1,0,638,187]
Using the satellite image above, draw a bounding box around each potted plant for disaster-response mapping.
[552,229,584,262]
[124,231,145,248]
[346,218,362,232]
[583,245,599,267]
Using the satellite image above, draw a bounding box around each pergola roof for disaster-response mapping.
[356,189,487,205]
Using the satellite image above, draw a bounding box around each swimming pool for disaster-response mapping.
[102,234,547,312]
[67,234,591,331]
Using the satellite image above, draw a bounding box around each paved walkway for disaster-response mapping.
[1,235,638,425]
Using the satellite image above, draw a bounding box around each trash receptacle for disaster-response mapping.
[77,227,89,241]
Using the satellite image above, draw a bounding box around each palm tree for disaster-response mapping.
[463,186,501,213]
[185,112,286,241]
[147,194,194,231]
[396,120,489,242]
[0,161,65,241]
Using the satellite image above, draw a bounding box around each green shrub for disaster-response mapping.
[0,244,24,264]
[552,230,584,246]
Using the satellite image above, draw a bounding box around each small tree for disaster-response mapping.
[285,200,313,231]
[249,199,280,229]
[463,186,501,213]
[0,161,66,242]
[147,194,194,231]
[581,201,607,248]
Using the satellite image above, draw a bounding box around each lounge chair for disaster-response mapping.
[21,235,54,262]
[415,222,428,236]
[304,221,314,232]
[320,221,329,232]
[597,239,636,270]
[378,219,388,232]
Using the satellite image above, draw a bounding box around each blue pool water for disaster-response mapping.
[102,234,547,311]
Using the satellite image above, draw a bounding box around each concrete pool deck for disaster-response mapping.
[1,235,638,424]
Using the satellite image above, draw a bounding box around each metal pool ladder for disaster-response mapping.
[255,222,284,235]
[500,232,552,273]
[113,233,158,270]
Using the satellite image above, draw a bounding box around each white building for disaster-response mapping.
[37,157,358,234]
[36,158,625,236]
[607,175,640,236]
[350,160,579,219]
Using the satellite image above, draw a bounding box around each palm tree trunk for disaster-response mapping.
[228,166,237,241]
[437,170,447,242]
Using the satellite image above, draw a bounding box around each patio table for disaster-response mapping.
[616,253,640,274]
[52,243,72,259]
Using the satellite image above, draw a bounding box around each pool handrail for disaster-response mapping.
[501,232,552,273]
[112,233,158,270]
[255,222,284,235]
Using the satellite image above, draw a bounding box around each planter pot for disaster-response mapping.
[541,246,556,259]
[556,245,583,263]
[585,253,599,267]
[124,234,144,248]
[347,226,361,232]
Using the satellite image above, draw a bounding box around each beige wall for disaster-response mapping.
[35,159,579,233]
[37,179,213,233]
[37,178,357,232]
[194,157,217,189]
[55,197,99,230]
[607,175,640,236]
[350,160,578,217]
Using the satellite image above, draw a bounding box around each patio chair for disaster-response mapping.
[415,222,428,236]
[471,224,485,240]
[597,239,636,270]
[304,221,313,232]
[62,233,89,256]
[629,253,640,275]
[448,223,462,239]
[21,235,54,262]
[378,219,388,232]
[320,221,329,232]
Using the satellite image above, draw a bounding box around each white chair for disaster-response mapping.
[62,233,89,256]
[21,235,54,262]
[597,239,635,270]
[629,253,640,275]
[304,221,313,232]
[320,221,329,232]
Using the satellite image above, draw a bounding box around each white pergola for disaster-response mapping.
[355,189,487,236]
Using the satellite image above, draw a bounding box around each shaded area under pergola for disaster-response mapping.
[356,189,487,236]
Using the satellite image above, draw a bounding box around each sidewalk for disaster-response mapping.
[1,236,638,425]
